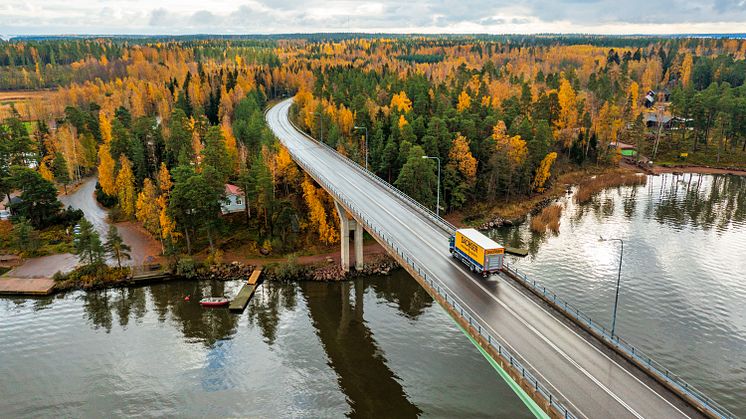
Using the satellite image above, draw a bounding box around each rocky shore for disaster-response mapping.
[194,254,400,283]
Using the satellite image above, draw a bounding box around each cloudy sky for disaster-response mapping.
[2,0,746,36]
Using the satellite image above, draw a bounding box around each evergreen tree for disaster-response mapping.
[9,167,62,229]
[74,218,104,266]
[104,225,131,268]
[52,152,70,194]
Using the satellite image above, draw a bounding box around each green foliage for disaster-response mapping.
[74,218,105,266]
[9,167,63,229]
[53,264,131,290]
[104,225,131,268]
[175,257,199,278]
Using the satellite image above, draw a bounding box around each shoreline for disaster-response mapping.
[38,253,402,295]
[462,162,746,231]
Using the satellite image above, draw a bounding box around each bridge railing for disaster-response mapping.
[274,100,735,419]
[286,110,457,235]
[284,147,577,419]
[503,263,735,419]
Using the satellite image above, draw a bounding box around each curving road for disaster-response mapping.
[267,98,701,419]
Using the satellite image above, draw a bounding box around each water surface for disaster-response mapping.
[491,173,746,416]
[0,272,530,418]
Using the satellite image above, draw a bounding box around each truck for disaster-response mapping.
[449,228,505,277]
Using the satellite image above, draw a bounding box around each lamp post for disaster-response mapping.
[599,236,624,338]
[421,155,441,217]
[354,125,368,170]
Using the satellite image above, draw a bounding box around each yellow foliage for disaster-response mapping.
[301,176,338,245]
[97,144,117,196]
[398,114,409,129]
[136,178,160,237]
[275,145,299,185]
[157,163,172,195]
[115,155,136,218]
[39,162,55,182]
[680,53,693,87]
[99,112,112,144]
[449,134,477,183]
[532,152,558,193]
[390,91,412,113]
[456,90,471,112]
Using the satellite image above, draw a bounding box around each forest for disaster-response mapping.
[1,34,745,260]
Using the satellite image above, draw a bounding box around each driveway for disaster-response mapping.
[59,176,161,266]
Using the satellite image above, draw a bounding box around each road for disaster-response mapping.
[59,176,159,266]
[267,98,700,419]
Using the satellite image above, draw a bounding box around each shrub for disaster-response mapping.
[530,204,563,234]
[176,257,199,278]
[575,173,646,204]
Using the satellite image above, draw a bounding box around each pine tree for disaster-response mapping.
[74,218,104,266]
[52,152,70,194]
[104,225,131,268]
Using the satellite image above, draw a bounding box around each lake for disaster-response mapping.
[0,272,530,418]
[490,173,746,416]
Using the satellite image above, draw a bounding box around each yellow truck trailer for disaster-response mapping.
[449,228,504,277]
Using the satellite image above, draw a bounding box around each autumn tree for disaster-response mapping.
[531,152,558,193]
[301,175,338,245]
[115,155,136,218]
[98,144,117,196]
[557,77,579,150]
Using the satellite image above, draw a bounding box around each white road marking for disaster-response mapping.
[270,101,691,419]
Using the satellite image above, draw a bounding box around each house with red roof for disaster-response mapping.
[221,184,246,215]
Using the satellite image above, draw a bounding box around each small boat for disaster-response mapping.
[199,297,230,307]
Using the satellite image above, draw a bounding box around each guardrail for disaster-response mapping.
[503,263,735,419]
[272,99,735,419]
[271,106,576,419]
[285,108,457,235]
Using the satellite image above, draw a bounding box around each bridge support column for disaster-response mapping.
[334,201,364,272]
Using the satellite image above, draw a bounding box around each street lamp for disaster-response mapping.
[599,236,624,338]
[421,155,441,217]
[354,125,368,170]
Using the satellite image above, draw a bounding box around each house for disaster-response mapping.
[644,113,674,129]
[221,184,246,215]
[644,90,656,108]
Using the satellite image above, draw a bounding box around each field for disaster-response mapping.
[0,90,52,120]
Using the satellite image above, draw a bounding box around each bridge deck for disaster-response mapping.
[267,98,702,419]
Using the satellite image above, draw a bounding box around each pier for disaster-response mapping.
[229,268,263,312]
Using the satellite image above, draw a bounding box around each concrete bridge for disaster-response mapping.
[267,98,730,419]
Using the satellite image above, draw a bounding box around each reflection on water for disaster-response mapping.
[491,174,746,416]
[0,271,529,418]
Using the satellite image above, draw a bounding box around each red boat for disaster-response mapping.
[199,297,230,307]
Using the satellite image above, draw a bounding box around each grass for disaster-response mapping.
[650,132,746,169]
[460,164,618,227]
[575,172,647,204]
[530,204,563,234]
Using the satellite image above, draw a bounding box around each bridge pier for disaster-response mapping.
[334,201,364,272]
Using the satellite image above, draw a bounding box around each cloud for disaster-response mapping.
[2,0,746,35]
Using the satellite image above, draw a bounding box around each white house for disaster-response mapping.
[221,184,246,214]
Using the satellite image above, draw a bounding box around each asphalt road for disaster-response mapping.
[267,98,700,419]
[59,176,158,266]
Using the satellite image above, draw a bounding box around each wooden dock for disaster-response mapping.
[229,268,263,312]
[0,277,56,295]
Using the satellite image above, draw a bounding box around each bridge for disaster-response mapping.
[266,98,728,419]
